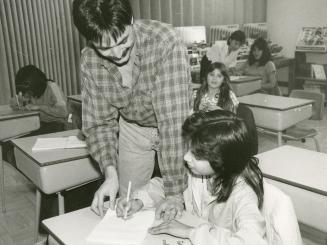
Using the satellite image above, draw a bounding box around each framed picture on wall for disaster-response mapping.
[296,27,327,52]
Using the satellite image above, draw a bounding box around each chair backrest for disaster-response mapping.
[263,182,303,245]
[289,89,325,120]
[236,104,258,155]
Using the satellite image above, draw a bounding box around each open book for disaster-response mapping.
[87,209,155,245]
[32,136,86,151]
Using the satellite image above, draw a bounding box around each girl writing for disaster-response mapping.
[116,110,267,244]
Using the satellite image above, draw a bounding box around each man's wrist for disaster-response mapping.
[104,165,117,178]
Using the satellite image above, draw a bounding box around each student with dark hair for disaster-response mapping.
[12,65,68,134]
[200,30,246,80]
[116,110,267,244]
[242,38,279,95]
[194,62,238,113]
[73,0,192,218]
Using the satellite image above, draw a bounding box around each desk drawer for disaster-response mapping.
[14,147,101,194]
[231,80,262,97]
[250,104,312,131]
[0,115,40,140]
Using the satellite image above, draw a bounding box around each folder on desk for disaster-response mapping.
[32,136,86,151]
[87,209,155,245]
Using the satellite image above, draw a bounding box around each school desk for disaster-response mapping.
[0,105,40,213]
[238,93,313,146]
[42,206,204,245]
[257,145,327,233]
[11,129,102,240]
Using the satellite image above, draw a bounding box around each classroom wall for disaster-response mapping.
[0,0,267,104]
[267,0,327,58]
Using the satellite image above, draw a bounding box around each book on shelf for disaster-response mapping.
[311,64,327,80]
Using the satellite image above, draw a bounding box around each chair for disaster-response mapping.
[237,104,258,155]
[282,90,324,152]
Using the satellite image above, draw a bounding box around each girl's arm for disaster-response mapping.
[189,189,267,245]
[36,83,68,119]
[261,61,277,90]
[132,177,166,209]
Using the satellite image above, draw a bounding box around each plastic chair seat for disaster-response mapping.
[283,126,317,140]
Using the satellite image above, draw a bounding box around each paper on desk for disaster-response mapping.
[32,136,86,151]
[87,209,155,245]
[230,75,247,81]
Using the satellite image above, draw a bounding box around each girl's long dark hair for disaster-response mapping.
[248,37,271,66]
[194,62,234,112]
[15,65,52,98]
[182,110,264,208]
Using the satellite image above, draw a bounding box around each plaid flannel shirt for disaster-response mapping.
[81,20,193,196]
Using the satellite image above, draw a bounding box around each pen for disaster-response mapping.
[15,94,20,109]
[124,181,132,220]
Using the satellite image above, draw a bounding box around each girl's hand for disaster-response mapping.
[148,219,193,239]
[116,198,143,219]
[207,104,222,111]
[25,104,40,111]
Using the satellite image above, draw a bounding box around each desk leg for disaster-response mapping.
[58,192,65,214]
[277,132,283,146]
[34,189,41,242]
[0,144,6,213]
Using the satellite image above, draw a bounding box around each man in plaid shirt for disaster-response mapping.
[73,0,192,219]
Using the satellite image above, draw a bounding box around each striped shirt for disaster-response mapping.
[80,20,193,196]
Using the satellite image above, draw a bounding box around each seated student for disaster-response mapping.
[200,30,246,80]
[241,38,279,95]
[194,62,238,113]
[116,110,267,244]
[11,65,68,134]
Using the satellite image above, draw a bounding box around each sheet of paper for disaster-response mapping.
[32,136,86,151]
[87,209,155,245]
[32,138,67,151]
[65,135,87,149]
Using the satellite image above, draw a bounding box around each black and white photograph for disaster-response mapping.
[0,0,326,244]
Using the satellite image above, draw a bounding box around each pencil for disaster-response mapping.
[124,181,132,220]
[15,94,20,109]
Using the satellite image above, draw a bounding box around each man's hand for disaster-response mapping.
[91,166,119,217]
[148,219,193,239]
[155,195,184,221]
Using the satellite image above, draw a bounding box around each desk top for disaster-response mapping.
[67,94,81,103]
[11,130,89,166]
[43,206,202,245]
[257,145,327,196]
[0,104,39,122]
[238,93,313,111]
[229,75,262,84]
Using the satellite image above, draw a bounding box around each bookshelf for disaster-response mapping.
[294,51,327,102]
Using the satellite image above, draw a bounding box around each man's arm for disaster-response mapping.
[81,60,119,174]
[80,53,120,213]
[152,39,192,197]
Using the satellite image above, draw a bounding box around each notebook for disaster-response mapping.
[87,209,155,245]
[32,136,86,151]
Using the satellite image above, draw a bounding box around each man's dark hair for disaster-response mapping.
[72,0,133,43]
[227,30,246,45]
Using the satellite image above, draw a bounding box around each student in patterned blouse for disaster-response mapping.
[73,0,192,218]
[194,62,239,113]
